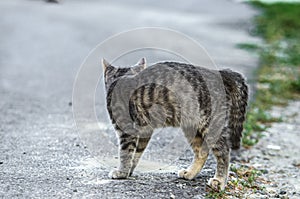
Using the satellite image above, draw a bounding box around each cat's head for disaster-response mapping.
[102,58,147,90]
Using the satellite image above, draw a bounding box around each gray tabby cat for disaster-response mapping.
[102,58,248,191]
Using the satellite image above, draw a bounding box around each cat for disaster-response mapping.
[102,58,248,191]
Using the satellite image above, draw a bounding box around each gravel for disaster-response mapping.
[238,101,300,199]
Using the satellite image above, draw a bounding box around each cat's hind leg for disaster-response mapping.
[178,130,209,180]
[129,137,151,175]
[208,133,230,191]
[109,132,139,179]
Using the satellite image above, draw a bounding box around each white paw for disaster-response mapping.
[108,169,128,179]
[178,169,196,180]
[207,178,225,191]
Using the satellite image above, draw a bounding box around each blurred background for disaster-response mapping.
[0,0,259,103]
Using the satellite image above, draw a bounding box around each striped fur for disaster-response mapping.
[103,59,248,191]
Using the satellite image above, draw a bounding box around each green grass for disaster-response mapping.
[251,2,300,42]
[240,2,300,148]
[206,165,265,198]
[206,3,300,195]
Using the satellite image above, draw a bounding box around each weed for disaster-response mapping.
[206,165,264,198]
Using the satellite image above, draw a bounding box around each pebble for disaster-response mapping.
[280,196,289,199]
[252,163,263,168]
[248,193,268,199]
[260,169,268,174]
[292,160,300,167]
[266,187,276,194]
[170,193,175,199]
[277,169,285,174]
[267,144,281,150]
[279,190,287,195]
[267,151,277,156]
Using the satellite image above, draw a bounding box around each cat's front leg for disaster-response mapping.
[109,133,139,179]
[109,145,135,179]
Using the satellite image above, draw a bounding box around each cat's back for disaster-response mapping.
[133,61,217,86]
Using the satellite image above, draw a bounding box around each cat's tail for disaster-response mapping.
[220,69,248,150]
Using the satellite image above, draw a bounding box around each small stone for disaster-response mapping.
[73,189,77,192]
[260,169,268,174]
[266,187,276,194]
[252,163,262,167]
[292,160,300,168]
[68,102,72,106]
[268,151,277,156]
[267,144,281,150]
[170,192,175,199]
[271,183,278,187]
[279,190,287,195]
[0,161,3,164]
[47,0,59,3]
[247,193,261,199]
[229,171,238,178]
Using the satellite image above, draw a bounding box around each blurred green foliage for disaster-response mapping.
[240,2,300,147]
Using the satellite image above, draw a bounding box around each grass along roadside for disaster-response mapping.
[206,165,266,198]
[239,2,300,148]
[206,2,300,197]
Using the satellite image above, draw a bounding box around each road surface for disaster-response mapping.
[0,0,259,198]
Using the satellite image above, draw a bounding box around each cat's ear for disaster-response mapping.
[101,58,111,71]
[137,57,146,69]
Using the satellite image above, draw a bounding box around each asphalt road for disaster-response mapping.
[0,0,259,198]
